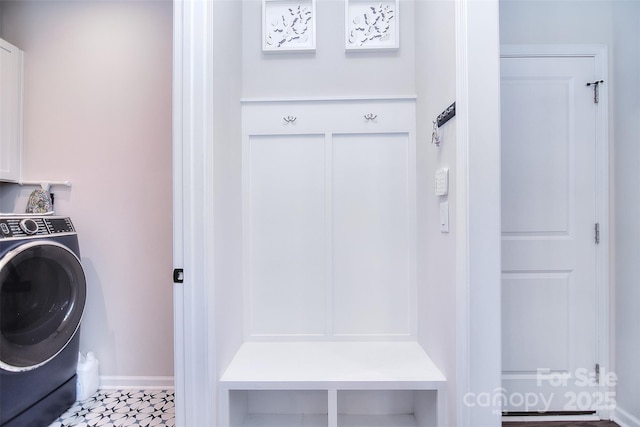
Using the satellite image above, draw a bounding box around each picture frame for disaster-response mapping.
[345,0,399,51]
[263,0,316,52]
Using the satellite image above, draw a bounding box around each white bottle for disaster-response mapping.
[76,352,100,401]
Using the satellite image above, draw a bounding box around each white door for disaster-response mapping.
[501,53,606,413]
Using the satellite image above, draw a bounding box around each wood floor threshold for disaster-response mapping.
[502,421,619,427]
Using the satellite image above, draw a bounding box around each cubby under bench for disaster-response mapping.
[220,342,447,427]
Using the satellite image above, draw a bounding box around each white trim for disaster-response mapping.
[501,44,609,58]
[454,1,470,426]
[172,1,185,426]
[99,376,175,390]
[173,0,217,426]
[613,406,640,427]
[499,44,611,419]
[457,0,503,425]
[592,46,612,424]
[240,95,417,103]
[324,132,333,338]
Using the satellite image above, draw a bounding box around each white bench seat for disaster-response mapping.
[220,342,446,427]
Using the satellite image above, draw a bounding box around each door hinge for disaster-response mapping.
[173,268,184,284]
[595,363,600,384]
[595,223,600,244]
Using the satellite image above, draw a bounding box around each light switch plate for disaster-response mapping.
[440,201,449,233]
[435,168,449,196]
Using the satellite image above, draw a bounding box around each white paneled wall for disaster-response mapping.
[242,99,416,340]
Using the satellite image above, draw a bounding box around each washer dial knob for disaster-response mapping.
[20,219,39,235]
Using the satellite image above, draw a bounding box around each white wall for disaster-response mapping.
[0,0,174,382]
[242,0,416,98]
[213,0,244,404]
[500,0,613,45]
[415,0,458,424]
[611,2,640,425]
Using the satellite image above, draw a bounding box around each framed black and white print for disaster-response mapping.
[263,0,316,52]
[345,0,399,51]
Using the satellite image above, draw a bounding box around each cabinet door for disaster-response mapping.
[0,38,23,182]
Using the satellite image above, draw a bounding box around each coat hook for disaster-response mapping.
[586,80,604,104]
[364,113,378,121]
[432,120,441,147]
[283,116,297,123]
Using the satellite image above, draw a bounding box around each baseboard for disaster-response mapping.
[613,406,640,427]
[99,376,174,390]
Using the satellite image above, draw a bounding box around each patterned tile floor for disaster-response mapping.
[49,390,175,427]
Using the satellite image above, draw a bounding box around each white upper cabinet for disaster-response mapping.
[0,38,23,182]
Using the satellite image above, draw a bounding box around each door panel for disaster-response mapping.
[502,78,572,235]
[502,272,571,372]
[501,55,599,412]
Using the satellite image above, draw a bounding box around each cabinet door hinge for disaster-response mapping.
[595,223,600,244]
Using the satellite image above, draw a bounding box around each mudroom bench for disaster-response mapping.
[220,342,447,427]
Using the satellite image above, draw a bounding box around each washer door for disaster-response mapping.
[0,241,86,372]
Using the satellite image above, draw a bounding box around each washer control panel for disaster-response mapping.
[0,216,75,239]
